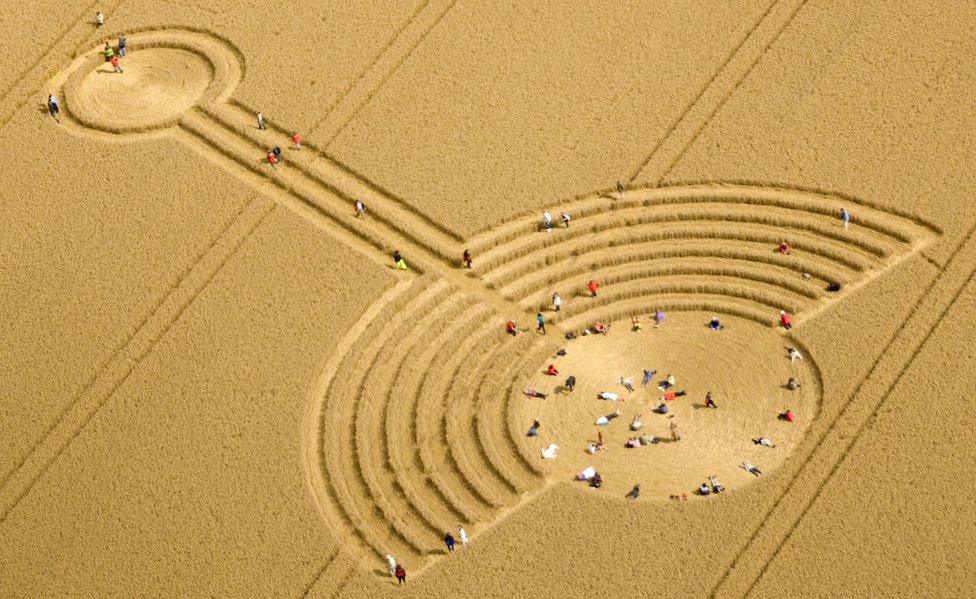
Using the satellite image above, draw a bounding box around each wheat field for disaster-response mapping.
[1,1,974,597]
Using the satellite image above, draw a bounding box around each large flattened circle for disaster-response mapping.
[514,313,820,498]
[70,48,212,132]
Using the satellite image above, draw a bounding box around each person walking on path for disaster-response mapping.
[704,391,717,409]
[654,309,665,328]
[586,280,600,297]
[291,131,302,150]
[103,43,114,61]
[619,376,634,393]
[626,484,640,499]
[840,207,851,229]
[444,532,456,552]
[506,320,518,336]
[458,525,468,546]
[462,249,473,269]
[778,241,791,255]
[272,145,282,161]
[47,94,60,122]
[542,211,553,232]
[354,199,365,217]
[536,312,546,335]
[669,421,681,442]
[386,555,398,577]
[95,12,104,27]
[117,36,127,57]
[395,564,406,584]
[110,55,123,73]
[779,310,793,330]
[552,292,562,312]
[561,212,571,228]
[527,420,540,437]
[267,150,278,170]
[565,375,576,392]
[256,112,266,130]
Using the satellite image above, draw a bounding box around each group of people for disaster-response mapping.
[385,525,468,584]
[258,114,303,170]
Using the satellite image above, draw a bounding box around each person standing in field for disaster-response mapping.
[47,94,60,122]
[561,212,571,228]
[458,525,468,546]
[392,250,407,270]
[779,310,793,330]
[536,312,546,335]
[354,199,365,217]
[267,150,278,170]
[586,279,600,297]
[669,421,681,442]
[552,292,562,312]
[462,249,473,269]
[95,12,104,27]
[117,36,127,57]
[654,309,665,328]
[616,181,625,199]
[292,131,302,150]
[256,111,266,130]
[103,43,114,61]
[840,207,851,229]
[505,320,518,336]
[444,532,456,552]
[626,484,640,499]
[704,391,717,409]
[564,375,576,392]
[542,211,552,232]
[386,555,398,577]
[110,55,123,73]
[395,564,406,584]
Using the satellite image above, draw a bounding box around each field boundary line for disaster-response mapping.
[310,0,432,134]
[0,198,274,525]
[709,221,976,597]
[635,0,810,184]
[322,0,460,148]
[298,548,338,599]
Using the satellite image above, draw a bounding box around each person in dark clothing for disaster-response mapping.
[626,484,640,499]
[565,375,576,392]
[462,249,472,268]
[704,391,717,409]
[395,564,406,584]
[444,532,456,552]
[527,420,540,437]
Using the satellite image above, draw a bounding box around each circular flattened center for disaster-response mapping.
[515,313,819,499]
[71,48,212,131]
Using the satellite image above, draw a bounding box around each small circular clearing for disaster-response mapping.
[70,48,213,132]
[515,313,819,499]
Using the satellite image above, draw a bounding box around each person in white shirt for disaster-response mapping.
[541,211,552,231]
[552,292,562,312]
[457,525,468,546]
[561,212,571,228]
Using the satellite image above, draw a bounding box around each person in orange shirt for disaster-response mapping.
[586,280,600,297]
[779,310,793,330]
[505,320,517,336]
[778,241,791,255]
[110,55,123,73]
[779,409,796,422]
[267,150,278,170]
[545,364,559,376]
[292,131,302,150]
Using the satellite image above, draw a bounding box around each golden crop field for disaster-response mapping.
[1,1,974,597]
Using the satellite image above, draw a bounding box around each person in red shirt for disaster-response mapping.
[267,151,278,170]
[780,409,796,422]
[779,310,793,330]
[110,55,123,73]
[462,249,472,268]
[778,241,791,255]
[545,364,559,376]
[395,564,406,584]
[586,280,600,297]
[292,131,302,150]
[505,320,517,336]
